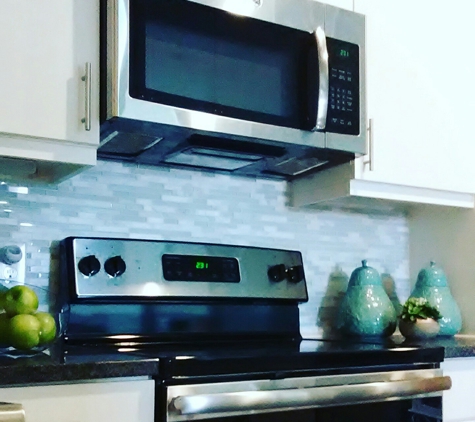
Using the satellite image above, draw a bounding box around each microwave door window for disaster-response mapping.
[129,0,314,130]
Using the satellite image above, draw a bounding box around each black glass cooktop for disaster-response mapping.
[62,338,445,383]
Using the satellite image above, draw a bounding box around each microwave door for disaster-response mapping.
[110,0,328,141]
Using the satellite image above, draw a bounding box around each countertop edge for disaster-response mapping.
[2,336,475,388]
[0,358,160,388]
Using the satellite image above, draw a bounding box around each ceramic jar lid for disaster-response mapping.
[348,260,382,287]
[416,261,448,287]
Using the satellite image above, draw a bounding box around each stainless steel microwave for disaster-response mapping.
[99,0,366,179]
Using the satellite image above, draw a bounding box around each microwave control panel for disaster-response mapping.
[326,38,360,135]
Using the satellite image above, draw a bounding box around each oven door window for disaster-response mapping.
[129,0,317,130]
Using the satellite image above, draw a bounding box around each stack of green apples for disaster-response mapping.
[0,285,57,350]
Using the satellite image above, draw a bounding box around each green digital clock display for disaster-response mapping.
[195,261,209,269]
[162,254,240,282]
[339,49,350,58]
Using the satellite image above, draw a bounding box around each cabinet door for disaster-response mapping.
[442,358,475,422]
[354,1,475,194]
[0,0,99,146]
[0,379,155,422]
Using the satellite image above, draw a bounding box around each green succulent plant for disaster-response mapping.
[400,297,442,322]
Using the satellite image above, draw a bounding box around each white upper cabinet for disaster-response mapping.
[0,0,99,183]
[291,1,475,209]
[355,0,475,194]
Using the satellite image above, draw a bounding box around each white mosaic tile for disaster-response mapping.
[0,160,411,337]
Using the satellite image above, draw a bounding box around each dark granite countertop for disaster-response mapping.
[0,336,474,388]
[0,345,160,387]
[386,334,475,359]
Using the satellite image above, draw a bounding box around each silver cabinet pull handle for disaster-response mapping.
[364,117,374,171]
[169,376,451,419]
[312,27,329,131]
[0,403,25,422]
[81,62,92,131]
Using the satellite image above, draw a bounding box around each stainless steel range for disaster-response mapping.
[60,237,451,422]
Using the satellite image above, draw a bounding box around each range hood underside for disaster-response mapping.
[98,118,355,180]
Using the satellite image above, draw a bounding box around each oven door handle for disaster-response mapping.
[169,376,451,418]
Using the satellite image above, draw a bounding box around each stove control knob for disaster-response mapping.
[104,256,126,277]
[78,255,101,277]
[287,265,304,283]
[268,264,287,282]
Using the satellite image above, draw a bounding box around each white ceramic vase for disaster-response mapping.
[399,318,440,339]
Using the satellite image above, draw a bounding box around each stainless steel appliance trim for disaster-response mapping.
[324,4,366,153]
[167,369,451,421]
[106,0,119,119]
[70,238,308,301]
[0,403,25,422]
[170,378,450,418]
[81,62,92,131]
[313,27,329,131]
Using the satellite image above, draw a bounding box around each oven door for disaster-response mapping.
[165,369,451,422]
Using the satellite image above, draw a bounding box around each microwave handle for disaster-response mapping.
[312,27,329,131]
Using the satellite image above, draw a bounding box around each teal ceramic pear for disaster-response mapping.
[337,260,397,337]
[410,261,462,336]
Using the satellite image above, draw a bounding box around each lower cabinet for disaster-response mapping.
[442,357,475,422]
[0,378,155,422]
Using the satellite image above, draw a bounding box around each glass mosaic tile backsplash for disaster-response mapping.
[0,160,410,337]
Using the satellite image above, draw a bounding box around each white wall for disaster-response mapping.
[408,206,474,333]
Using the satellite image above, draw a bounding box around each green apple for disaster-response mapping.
[8,314,41,350]
[3,286,39,316]
[0,292,6,312]
[0,313,10,345]
[35,312,57,345]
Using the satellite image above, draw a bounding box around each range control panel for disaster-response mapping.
[61,237,308,302]
[326,37,360,135]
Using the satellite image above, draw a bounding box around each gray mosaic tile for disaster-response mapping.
[0,161,411,337]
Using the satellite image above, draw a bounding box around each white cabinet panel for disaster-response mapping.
[0,0,99,145]
[442,358,475,422]
[291,1,475,209]
[354,1,475,195]
[0,0,99,183]
[0,379,155,422]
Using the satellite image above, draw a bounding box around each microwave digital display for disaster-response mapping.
[339,49,350,58]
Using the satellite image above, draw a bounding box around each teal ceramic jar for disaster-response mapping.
[337,260,397,338]
[410,261,462,336]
